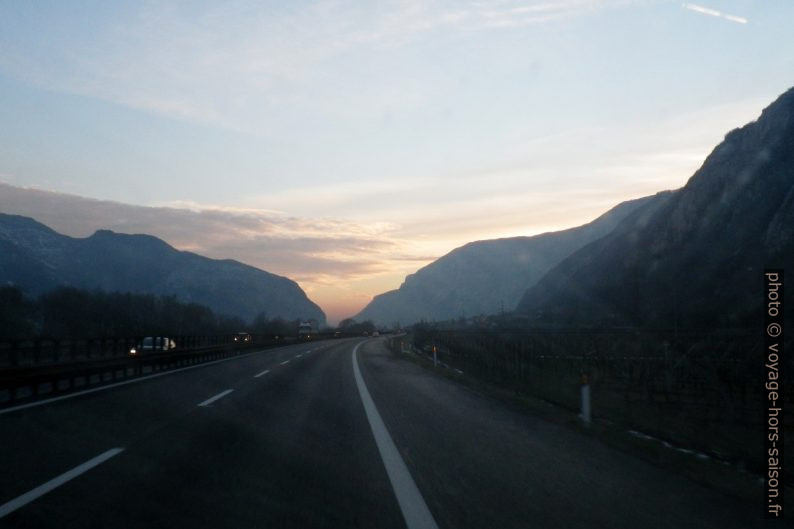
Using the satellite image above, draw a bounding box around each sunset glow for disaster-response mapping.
[1,1,791,324]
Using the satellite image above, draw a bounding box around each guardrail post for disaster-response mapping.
[580,372,591,426]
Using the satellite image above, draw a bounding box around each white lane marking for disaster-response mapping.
[254,369,270,378]
[197,389,234,407]
[295,354,303,358]
[0,447,124,519]
[280,360,290,365]
[0,348,274,416]
[352,343,439,529]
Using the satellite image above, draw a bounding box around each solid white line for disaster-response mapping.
[280,360,290,365]
[0,348,272,416]
[0,447,124,518]
[351,343,439,529]
[254,369,270,378]
[197,389,234,407]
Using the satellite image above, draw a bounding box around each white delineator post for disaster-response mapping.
[580,373,591,426]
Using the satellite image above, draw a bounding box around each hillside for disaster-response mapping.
[356,194,666,326]
[517,86,794,328]
[0,214,326,325]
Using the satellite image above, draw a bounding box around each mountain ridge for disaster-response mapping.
[516,85,794,328]
[0,213,326,325]
[355,193,668,326]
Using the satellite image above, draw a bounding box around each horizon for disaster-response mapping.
[0,180,656,324]
[1,1,793,324]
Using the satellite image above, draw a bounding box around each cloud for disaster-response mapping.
[0,87,768,323]
[0,181,439,323]
[349,0,640,41]
[0,181,412,281]
[245,95,768,245]
[682,3,747,24]
[0,178,634,322]
[0,1,645,132]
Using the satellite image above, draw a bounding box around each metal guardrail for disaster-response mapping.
[0,335,296,408]
[0,334,287,368]
[0,331,374,408]
[0,331,371,369]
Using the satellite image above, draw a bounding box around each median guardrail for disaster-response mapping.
[0,335,296,408]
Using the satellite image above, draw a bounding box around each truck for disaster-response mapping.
[298,320,318,339]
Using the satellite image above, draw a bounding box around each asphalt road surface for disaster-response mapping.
[0,338,763,528]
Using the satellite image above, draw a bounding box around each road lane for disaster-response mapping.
[352,343,438,529]
[0,339,343,518]
[356,338,762,529]
[0,448,125,518]
[1,336,765,528]
[2,338,405,528]
[197,389,234,407]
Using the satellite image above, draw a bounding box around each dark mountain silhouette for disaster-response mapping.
[517,86,794,329]
[0,214,326,325]
[356,194,666,326]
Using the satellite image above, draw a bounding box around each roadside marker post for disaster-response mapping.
[580,372,591,426]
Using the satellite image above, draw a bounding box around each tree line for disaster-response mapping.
[0,286,303,339]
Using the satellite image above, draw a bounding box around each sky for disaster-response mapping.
[0,0,792,324]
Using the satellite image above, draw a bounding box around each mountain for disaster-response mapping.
[355,194,666,326]
[517,86,794,328]
[0,214,326,325]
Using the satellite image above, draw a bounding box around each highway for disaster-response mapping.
[0,338,761,528]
